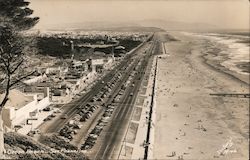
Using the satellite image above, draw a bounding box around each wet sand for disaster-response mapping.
[153,32,249,160]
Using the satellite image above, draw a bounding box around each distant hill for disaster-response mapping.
[74,26,164,32]
[137,19,220,31]
[44,21,164,32]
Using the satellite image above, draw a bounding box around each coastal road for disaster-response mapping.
[88,39,158,159]
[70,41,154,147]
[71,57,143,147]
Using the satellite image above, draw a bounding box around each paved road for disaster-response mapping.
[71,57,142,147]
[89,39,158,160]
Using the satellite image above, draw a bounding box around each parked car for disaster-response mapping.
[80,117,86,122]
[81,144,93,150]
[61,114,68,119]
[54,108,62,113]
[73,124,83,129]
[89,107,95,112]
[34,129,41,134]
[27,131,35,137]
[50,114,56,117]
[43,117,52,121]
[43,107,51,111]
[89,134,98,139]
[67,135,73,140]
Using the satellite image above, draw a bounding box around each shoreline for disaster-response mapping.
[203,55,249,86]
[200,40,249,86]
[181,32,249,85]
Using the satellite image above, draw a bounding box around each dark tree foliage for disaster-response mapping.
[0,0,39,109]
[36,37,72,57]
[36,36,142,57]
[94,47,112,54]
[117,39,141,51]
[0,0,39,30]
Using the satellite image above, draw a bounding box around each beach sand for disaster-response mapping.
[153,32,249,160]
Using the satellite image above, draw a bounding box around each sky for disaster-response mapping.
[29,0,250,30]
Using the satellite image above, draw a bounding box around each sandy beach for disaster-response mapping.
[153,32,249,160]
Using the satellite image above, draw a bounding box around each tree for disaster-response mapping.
[0,0,39,156]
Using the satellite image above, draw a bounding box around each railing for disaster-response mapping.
[143,55,158,160]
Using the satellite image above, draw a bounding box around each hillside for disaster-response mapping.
[4,132,88,160]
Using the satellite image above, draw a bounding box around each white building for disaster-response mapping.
[45,66,68,75]
[1,88,50,132]
[103,56,114,70]
[91,56,114,72]
[23,74,48,85]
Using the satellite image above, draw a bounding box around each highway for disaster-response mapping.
[71,57,142,147]
[88,40,158,159]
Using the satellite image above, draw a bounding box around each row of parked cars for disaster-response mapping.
[43,113,56,121]
[92,72,123,103]
[77,104,99,122]
[59,104,100,140]
[80,65,137,149]
[43,108,62,121]
[58,72,122,141]
[59,120,82,140]
[80,59,142,150]
[58,65,127,143]
[81,105,115,150]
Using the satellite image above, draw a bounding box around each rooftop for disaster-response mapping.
[0,89,34,109]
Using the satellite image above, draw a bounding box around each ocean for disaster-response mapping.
[188,31,250,77]
[204,32,249,75]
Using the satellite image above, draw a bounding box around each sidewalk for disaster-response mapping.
[118,56,157,159]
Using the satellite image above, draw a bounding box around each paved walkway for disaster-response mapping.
[118,56,157,159]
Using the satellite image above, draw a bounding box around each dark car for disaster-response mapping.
[43,117,52,121]
[81,144,93,150]
[61,114,68,119]
[89,107,95,112]
[80,117,86,122]
[43,107,51,111]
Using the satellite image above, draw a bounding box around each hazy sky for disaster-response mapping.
[29,0,249,30]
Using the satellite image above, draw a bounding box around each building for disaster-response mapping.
[23,74,48,85]
[51,71,97,104]
[1,87,50,133]
[90,55,115,72]
[103,56,114,70]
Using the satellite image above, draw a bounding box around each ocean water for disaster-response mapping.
[190,32,250,76]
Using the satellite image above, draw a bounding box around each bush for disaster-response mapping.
[40,134,77,150]
[4,132,88,160]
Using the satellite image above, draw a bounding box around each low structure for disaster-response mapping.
[23,74,47,85]
[91,56,115,72]
[1,87,50,133]
[52,71,97,104]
